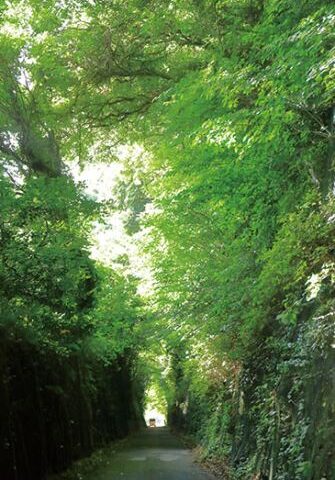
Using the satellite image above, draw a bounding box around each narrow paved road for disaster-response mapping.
[85,427,216,479]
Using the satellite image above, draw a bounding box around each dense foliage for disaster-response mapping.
[1,1,334,479]
[0,11,144,479]
[0,164,144,477]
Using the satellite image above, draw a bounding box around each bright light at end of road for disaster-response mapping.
[144,408,166,427]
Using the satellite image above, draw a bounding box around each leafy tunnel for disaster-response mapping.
[0,1,334,479]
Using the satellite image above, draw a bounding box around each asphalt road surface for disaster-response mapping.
[85,427,216,480]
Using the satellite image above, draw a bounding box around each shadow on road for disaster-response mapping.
[85,427,215,479]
